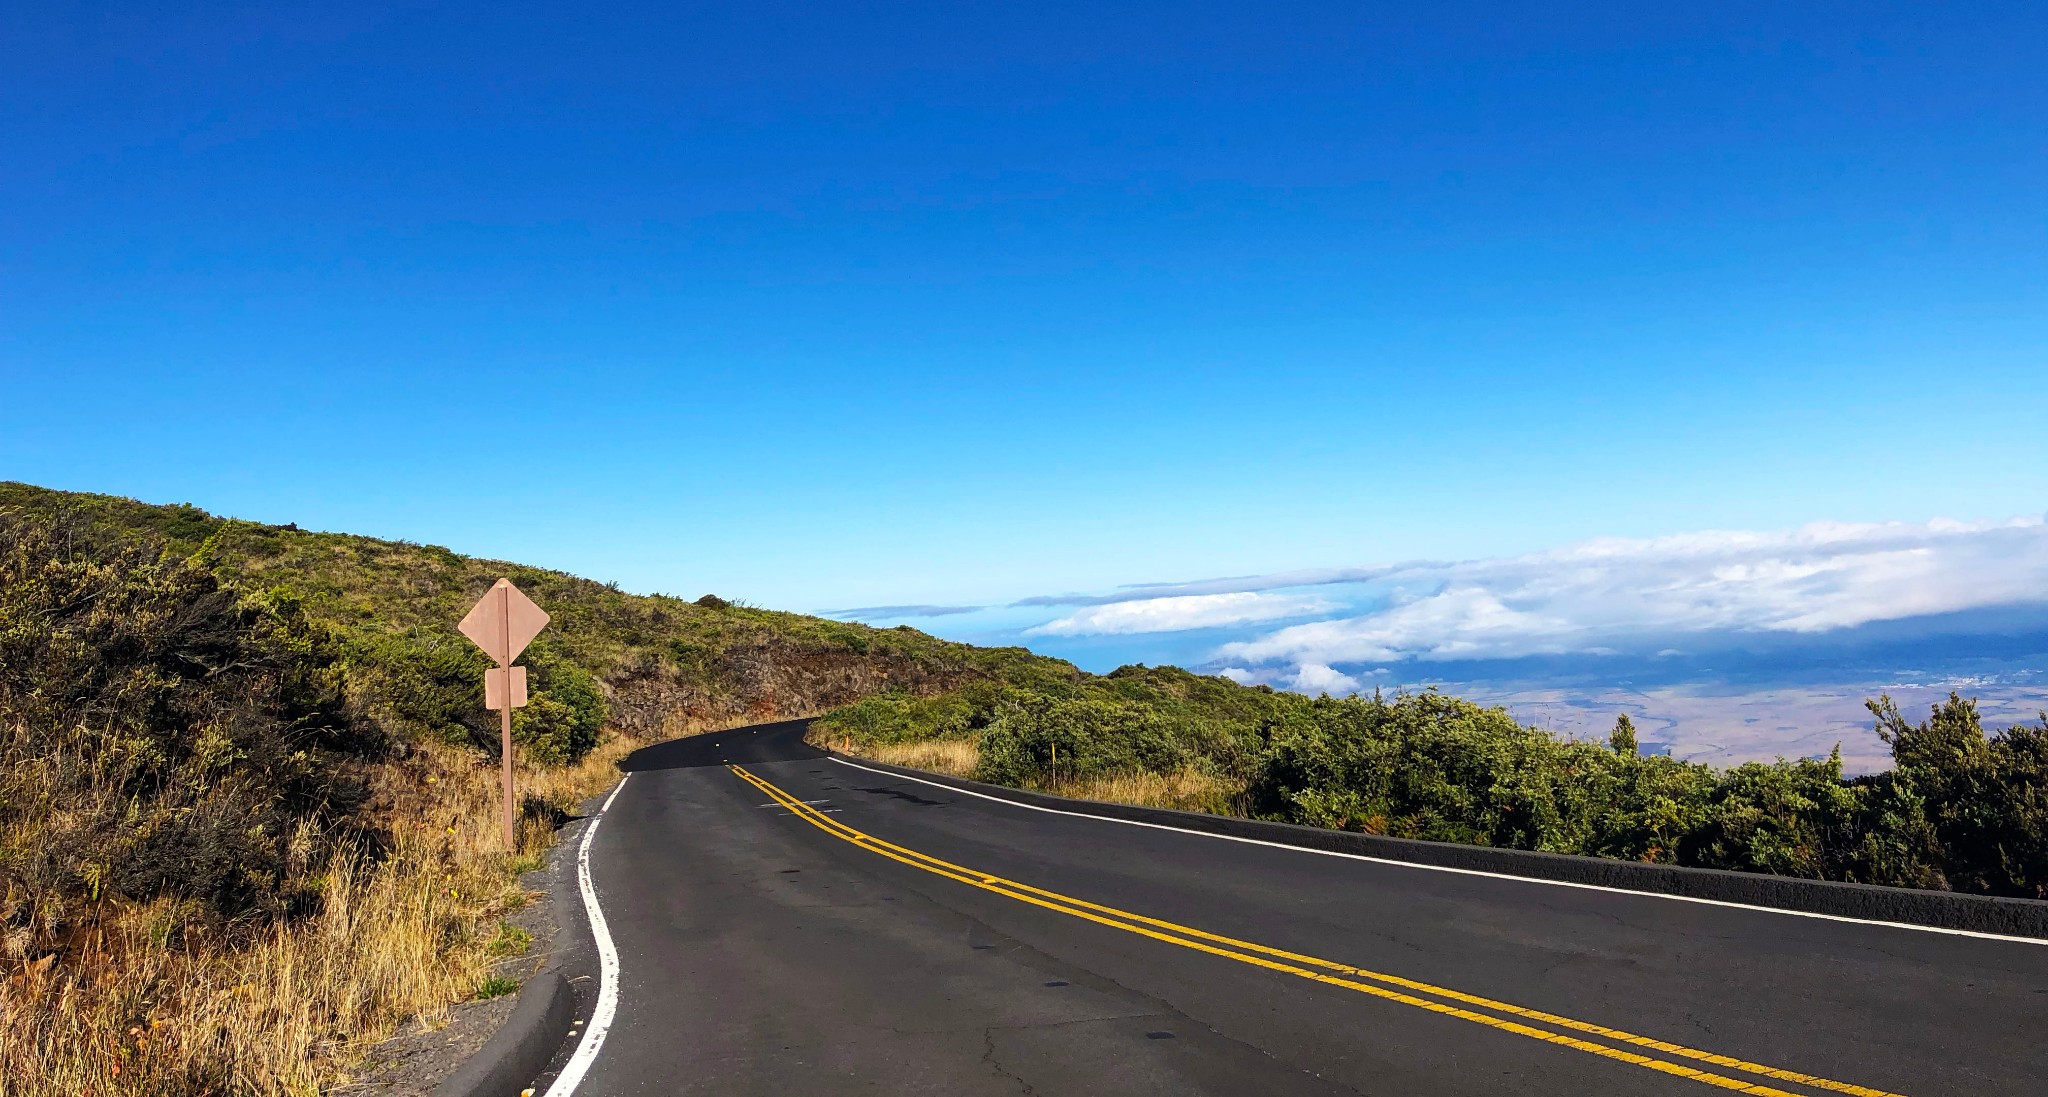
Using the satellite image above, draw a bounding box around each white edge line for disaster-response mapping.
[829,757,2046,947]
[542,772,631,1097]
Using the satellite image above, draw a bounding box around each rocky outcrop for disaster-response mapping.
[601,642,981,738]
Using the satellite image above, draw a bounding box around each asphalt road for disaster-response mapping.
[553,720,2047,1096]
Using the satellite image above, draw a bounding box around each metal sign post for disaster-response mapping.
[459,578,551,850]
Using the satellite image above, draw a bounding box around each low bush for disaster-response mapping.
[975,693,1192,786]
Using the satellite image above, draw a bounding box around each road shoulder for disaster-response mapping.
[342,793,602,1097]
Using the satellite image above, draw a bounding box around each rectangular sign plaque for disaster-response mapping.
[484,665,529,710]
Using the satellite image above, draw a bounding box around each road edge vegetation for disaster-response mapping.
[813,666,2048,905]
[829,750,2048,939]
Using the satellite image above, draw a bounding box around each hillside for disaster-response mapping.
[4,482,2047,1094]
[0,482,1084,1096]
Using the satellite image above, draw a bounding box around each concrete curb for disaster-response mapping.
[432,971,575,1097]
[834,753,2048,940]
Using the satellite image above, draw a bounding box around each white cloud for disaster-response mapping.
[1024,591,1337,637]
[1288,663,1362,695]
[1216,516,2048,668]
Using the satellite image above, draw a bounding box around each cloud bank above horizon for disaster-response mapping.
[994,515,2048,688]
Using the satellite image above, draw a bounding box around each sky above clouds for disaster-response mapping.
[4,4,2044,762]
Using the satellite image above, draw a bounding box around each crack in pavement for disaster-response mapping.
[980,1026,1041,1096]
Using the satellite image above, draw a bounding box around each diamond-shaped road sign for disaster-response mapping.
[459,578,550,667]
[461,578,550,851]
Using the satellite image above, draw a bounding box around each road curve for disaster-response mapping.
[550,719,2046,1096]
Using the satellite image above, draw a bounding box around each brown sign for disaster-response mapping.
[459,578,550,666]
[458,577,550,850]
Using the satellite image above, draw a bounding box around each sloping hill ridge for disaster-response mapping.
[0,481,1073,751]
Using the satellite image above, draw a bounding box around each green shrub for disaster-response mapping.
[510,643,606,764]
[345,630,495,749]
[1866,693,2048,896]
[973,692,1190,786]
[0,513,380,946]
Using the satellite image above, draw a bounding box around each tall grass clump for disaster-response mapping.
[863,739,980,777]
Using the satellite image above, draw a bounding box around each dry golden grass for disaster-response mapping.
[849,737,1243,817]
[862,738,980,777]
[0,734,638,1097]
[1045,767,1245,815]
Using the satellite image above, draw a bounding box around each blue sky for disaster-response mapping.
[5,1,2045,689]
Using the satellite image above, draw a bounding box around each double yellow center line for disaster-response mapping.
[730,763,1903,1097]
